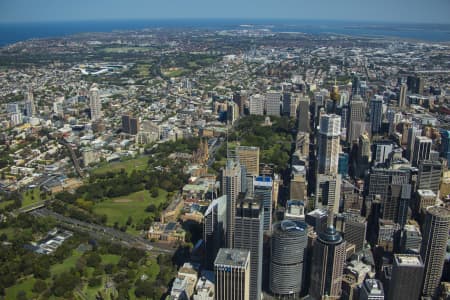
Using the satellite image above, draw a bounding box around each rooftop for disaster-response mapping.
[395,254,423,266]
[214,248,250,269]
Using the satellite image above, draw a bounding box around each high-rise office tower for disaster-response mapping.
[417,160,442,195]
[221,159,241,248]
[369,96,383,134]
[399,83,407,108]
[233,91,245,116]
[310,226,346,300]
[440,130,450,162]
[89,84,102,121]
[306,208,328,234]
[284,200,306,222]
[249,94,264,116]
[317,114,341,175]
[316,174,341,215]
[282,92,292,116]
[367,168,410,220]
[253,176,273,231]
[24,87,36,117]
[347,98,366,143]
[412,136,432,167]
[406,126,421,161]
[234,195,264,300]
[341,211,367,253]
[388,254,424,300]
[227,101,240,125]
[351,75,361,97]
[121,114,139,135]
[203,195,227,269]
[214,248,250,300]
[298,95,310,132]
[407,75,424,95]
[270,220,308,298]
[420,206,450,298]
[236,146,260,177]
[290,170,307,201]
[265,91,281,116]
[397,184,411,228]
[416,189,437,215]
[360,279,384,300]
[400,222,422,254]
[373,141,394,165]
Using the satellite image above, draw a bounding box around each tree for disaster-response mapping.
[16,290,27,300]
[86,252,102,268]
[88,277,102,287]
[32,279,47,293]
[126,216,132,226]
[134,280,161,299]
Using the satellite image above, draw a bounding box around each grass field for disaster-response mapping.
[51,250,83,276]
[102,47,149,53]
[5,277,36,299]
[93,189,167,235]
[22,187,42,206]
[0,200,14,210]
[162,68,188,77]
[91,156,149,175]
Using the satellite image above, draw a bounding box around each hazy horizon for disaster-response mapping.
[1,0,450,24]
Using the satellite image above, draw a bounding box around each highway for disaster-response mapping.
[31,208,174,254]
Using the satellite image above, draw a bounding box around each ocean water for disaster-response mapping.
[0,19,449,47]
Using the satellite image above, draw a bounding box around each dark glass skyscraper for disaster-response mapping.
[309,226,346,299]
[234,194,264,300]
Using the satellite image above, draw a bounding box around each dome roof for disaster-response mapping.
[318,225,343,245]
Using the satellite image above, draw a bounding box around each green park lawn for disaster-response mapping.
[51,250,83,277]
[22,187,42,206]
[5,276,36,299]
[0,200,14,210]
[91,156,149,175]
[92,189,167,235]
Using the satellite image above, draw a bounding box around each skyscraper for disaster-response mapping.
[282,92,292,116]
[411,136,432,167]
[253,176,273,231]
[369,95,383,134]
[214,248,250,300]
[270,220,308,298]
[309,226,346,300]
[317,114,341,175]
[25,87,36,117]
[265,91,281,116]
[341,211,367,253]
[388,254,424,300]
[359,279,384,300]
[315,174,341,215]
[420,206,450,298]
[236,146,260,177]
[367,168,410,221]
[298,95,310,132]
[440,130,450,162]
[399,83,407,108]
[203,195,227,269]
[89,84,102,121]
[249,94,264,116]
[122,114,139,135]
[417,160,442,195]
[347,98,366,143]
[221,159,241,248]
[234,195,264,300]
[406,126,421,161]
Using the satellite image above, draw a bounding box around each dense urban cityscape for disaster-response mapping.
[0,9,450,300]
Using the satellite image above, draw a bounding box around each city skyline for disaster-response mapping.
[1,0,450,24]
